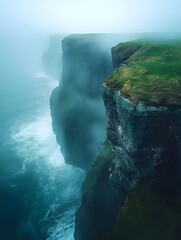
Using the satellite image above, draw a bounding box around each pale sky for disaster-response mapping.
[0,0,181,34]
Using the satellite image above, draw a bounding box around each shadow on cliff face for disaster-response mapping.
[50,34,120,170]
[50,84,107,170]
[74,140,120,240]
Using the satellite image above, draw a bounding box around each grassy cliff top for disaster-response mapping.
[106,40,181,107]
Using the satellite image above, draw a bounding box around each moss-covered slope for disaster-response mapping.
[106,40,181,107]
[74,140,119,240]
[104,184,181,240]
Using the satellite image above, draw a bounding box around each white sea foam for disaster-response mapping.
[12,110,64,167]
[11,73,64,168]
[45,165,85,240]
[47,208,75,240]
[10,72,84,240]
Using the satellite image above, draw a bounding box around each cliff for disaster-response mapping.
[50,34,159,170]
[75,40,181,240]
[50,34,114,170]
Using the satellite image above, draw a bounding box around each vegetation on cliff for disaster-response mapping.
[82,140,113,192]
[103,183,181,240]
[75,140,119,240]
[106,40,181,107]
[75,38,181,240]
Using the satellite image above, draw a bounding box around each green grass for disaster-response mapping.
[106,40,181,107]
[104,183,181,240]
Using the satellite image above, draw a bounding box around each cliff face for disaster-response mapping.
[104,41,181,198]
[50,34,116,170]
[61,35,114,98]
[103,85,181,196]
[74,140,120,240]
[50,34,147,170]
[100,87,181,240]
[75,40,181,240]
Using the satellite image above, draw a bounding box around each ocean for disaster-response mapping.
[0,68,85,239]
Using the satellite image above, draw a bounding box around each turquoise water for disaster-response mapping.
[0,72,85,240]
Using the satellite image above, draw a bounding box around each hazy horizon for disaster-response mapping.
[0,0,181,35]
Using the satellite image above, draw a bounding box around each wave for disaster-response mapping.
[10,73,63,169]
[12,110,64,168]
[7,72,84,239]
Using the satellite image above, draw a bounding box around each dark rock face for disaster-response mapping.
[100,85,181,240]
[75,40,181,240]
[50,34,115,170]
[103,41,181,198]
[75,85,181,239]
[74,141,119,240]
[103,85,181,197]
[111,44,142,70]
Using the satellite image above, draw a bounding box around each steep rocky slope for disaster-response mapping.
[50,34,159,170]
[50,34,114,170]
[75,40,181,240]
[50,34,134,170]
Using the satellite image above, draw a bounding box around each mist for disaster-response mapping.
[0,0,181,239]
[1,0,181,35]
